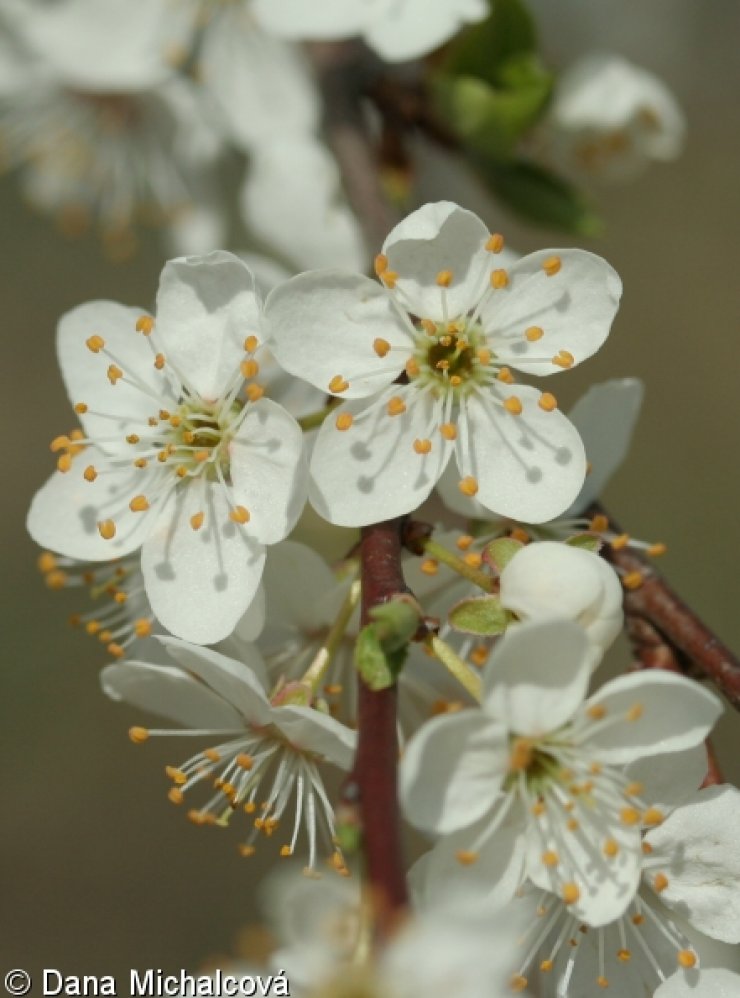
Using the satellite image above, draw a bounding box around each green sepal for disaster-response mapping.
[485,536,524,572]
[565,532,603,553]
[335,820,362,856]
[369,598,421,653]
[354,625,409,692]
[477,158,603,235]
[449,595,509,636]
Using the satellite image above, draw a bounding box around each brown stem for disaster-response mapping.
[592,502,740,709]
[343,519,409,935]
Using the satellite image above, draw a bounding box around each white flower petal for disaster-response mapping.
[580,671,723,765]
[251,0,367,41]
[400,710,508,834]
[264,270,410,398]
[646,786,740,943]
[624,744,709,812]
[155,251,261,401]
[229,398,307,545]
[483,249,622,376]
[141,482,266,645]
[241,136,366,272]
[200,6,318,151]
[101,660,244,730]
[655,969,740,998]
[56,301,166,453]
[262,541,343,634]
[309,387,454,527]
[382,201,491,321]
[27,452,153,560]
[565,378,644,515]
[500,541,622,665]
[158,635,271,726]
[482,619,591,736]
[459,385,586,523]
[365,0,487,61]
[274,706,356,770]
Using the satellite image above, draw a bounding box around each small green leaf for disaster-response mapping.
[449,595,509,635]
[354,626,394,691]
[565,532,603,553]
[485,536,524,572]
[478,159,603,236]
[335,820,361,855]
[369,597,420,653]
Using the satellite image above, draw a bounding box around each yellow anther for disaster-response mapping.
[540,961,553,973]
[136,315,154,335]
[204,749,221,763]
[108,642,126,662]
[653,873,669,893]
[456,534,474,550]
[464,552,482,569]
[328,375,349,394]
[125,434,140,445]
[625,781,644,797]
[543,255,562,276]
[244,335,259,353]
[97,519,116,540]
[413,438,432,454]
[525,325,544,342]
[99,630,113,644]
[236,754,254,770]
[435,358,450,371]
[230,505,251,524]
[45,570,68,590]
[439,423,457,441]
[420,318,437,335]
[611,533,630,550]
[596,977,609,989]
[590,514,609,532]
[632,914,645,926]
[566,818,579,831]
[620,807,641,826]
[238,844,256,858]
[642,841,654,855]
[168,788,184,805]
[421,559,439,576]
[190,512,205,531]
[552,350,575,369]
[280,846,293,857]
[387,396,406,416]
[405,357,420,377]
[617,949,631,962]
[490,268,509,289]
[586,704,606,720]
[335,412,353,432]
[246,383,265,402]
[128,726,149,744]
[129,495,149,512]
[74,402,88,414]
[561,882,580,905]
[380,270,398,288]
[373,337,391,357]
[241,359,259,379]
[38,552,58,573]
[503,396,523,416]
[166,766,188,785]
[134,619,152,638]
[531,801,546,816]
[542,850,559,867]
[134,458,148,469]
[148,417,158,427]
[648,542,667,557]
[374,253,388,276]
[194,450,210,462]
[154,353,165,370]
[642,807,664,826]
[623,571,644,590]
[477,347,491,365]
[85,621,101,635]
[182,431,195,444]
[107,364,123,384]
[677,950,697,969]
[452,848,478,868]
[539,392,558,412]
[449,374,462,387]
[244,801,256,813]
[510,527,530,544]
[57,453,73,473]
[510,975,528,993]
[470,645,489,668]
[169,415,181,428]
[509,737,534,772]
[86,335,105,353]
[486,233,505,253]
[324,684,343,696]
[436,269,453,287]
[603,839,619,858]
[497,366,515,384]
[50,434,71,453]
[458,476,479,497]
[175,466,188,478]
[626,703,644,721]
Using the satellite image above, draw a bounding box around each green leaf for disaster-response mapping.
[565,532,603,553]
[443,0,538,87]
[485,536,524,572]
[369,597,420,653]
[449,595,509,635]
[354,626,394,691]
[479,159,603,235]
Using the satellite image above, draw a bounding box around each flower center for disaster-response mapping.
[409,319,493,398]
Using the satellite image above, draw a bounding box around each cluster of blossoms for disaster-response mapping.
[27,195,740,996]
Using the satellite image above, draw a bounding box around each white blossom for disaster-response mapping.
[27,252,308,644]
[265,201,621,527]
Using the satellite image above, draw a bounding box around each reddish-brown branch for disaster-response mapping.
[342,519,409,935]
[592,502,740,709]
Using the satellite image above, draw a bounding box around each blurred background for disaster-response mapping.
[2,0,739,982]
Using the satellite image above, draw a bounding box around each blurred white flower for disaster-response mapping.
[546,54,686,182]
[27,252,308,644]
